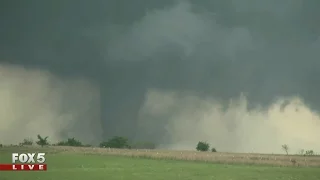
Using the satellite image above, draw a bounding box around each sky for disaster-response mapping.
[0,0,319,153]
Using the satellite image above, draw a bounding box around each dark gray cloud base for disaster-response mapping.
[0,0,319,153]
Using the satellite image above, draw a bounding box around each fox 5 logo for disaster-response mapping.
[12,153,46,163]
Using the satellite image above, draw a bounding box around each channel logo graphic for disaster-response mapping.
[0,153,47,171]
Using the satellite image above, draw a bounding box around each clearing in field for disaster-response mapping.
[0,146,320,180]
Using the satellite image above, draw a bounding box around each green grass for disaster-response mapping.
[1,153,320,180]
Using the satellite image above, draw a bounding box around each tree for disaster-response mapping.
[57,138,83,147]
[282,144,289,155]
[36,135,49,147]
[19,138,33,146]
[100,136,130,149]
[196,141,210,151]
[211,147,217,152]
[305,150,314,156]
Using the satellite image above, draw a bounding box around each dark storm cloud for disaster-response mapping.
[0,0,319,153]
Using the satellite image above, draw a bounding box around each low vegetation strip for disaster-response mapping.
[1,146,320,167]
[1,135,319,169]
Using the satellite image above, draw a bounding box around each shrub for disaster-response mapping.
[0,144,2,148]
[281,144,289,155]
[56,141,66,146]
[56,138,83,147]
[211,147,217,152]
[36,135,49,147]
[100,136,130,149]
[19,138,33,146]
[131,142,156,149]
[305,150,314,156]
[196,141,210,151]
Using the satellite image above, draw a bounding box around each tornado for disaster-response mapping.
[0,0,319,153]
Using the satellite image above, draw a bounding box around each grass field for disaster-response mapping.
[1,146,320,180]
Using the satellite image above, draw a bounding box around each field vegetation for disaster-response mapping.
[0,135,320,180]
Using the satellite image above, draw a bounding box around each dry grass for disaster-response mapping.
[2,145,320,167]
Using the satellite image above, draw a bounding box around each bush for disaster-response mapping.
[56,138,83,147]
[0,144,2,148]
[100,136,130,149]
[196,141,210,151]
[56,141,67,146]
[131,142,156,149]
[19,138,33,146]
[305,150,314,156]
[36,135,49,147]
[211,147,217,152]
[281,144,289,155]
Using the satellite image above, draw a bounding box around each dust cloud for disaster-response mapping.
[0,64,102,145]
[108,1,320,153]
[139,90,320,153]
